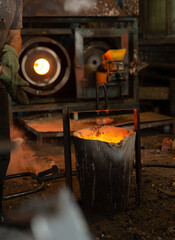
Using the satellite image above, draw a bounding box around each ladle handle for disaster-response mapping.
[96,83,108,110]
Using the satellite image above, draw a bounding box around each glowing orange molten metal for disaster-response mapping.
[33,58,50,75]
[75,126,134,144]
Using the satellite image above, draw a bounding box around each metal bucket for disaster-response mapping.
[73,126,136,214]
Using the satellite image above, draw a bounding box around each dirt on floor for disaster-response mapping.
[2,126,175,240]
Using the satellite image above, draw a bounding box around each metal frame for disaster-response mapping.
[19,16,138,103]
[74,22,138,99]
[62,102,141,205]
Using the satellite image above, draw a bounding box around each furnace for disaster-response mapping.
[10,0,139,108]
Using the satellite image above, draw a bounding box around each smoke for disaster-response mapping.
[8,144,51,175]
[7,127,60,175]
[6,127,75,176]
[64,0,95,14]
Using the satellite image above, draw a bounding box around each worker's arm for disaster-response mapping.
[6,29,22,55]
[0,29,22,75]
[0,29,29,104]
[0,29,22,73]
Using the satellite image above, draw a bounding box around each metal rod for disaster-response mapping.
[5,172,36,180]
[96,83,108,110]
[3,182,45,200]
[4,172,44,200]
[134,108,141,205]
[62,107,73,190]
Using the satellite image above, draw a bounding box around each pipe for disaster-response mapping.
[141,164,175,168]
[3,182,45,200]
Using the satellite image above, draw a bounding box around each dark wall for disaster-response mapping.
[139,0,175,64]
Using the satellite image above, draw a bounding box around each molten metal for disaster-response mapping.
[75,125,133,144]
[33,58,50,75]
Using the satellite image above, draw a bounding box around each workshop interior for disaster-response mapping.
[2,0,175,239]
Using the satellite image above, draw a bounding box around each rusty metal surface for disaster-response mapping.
[139,86,169,100]
[74,27,131,99]
[73,126,136,214]
[23,0,126,17]
[17,111,174,137]
[122,0,139,16]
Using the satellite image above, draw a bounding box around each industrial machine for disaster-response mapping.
[19,37,71,97]
[96,49,127,94]
[15,0,139,106]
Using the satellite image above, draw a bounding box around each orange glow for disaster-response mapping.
[75,126,133,144]
[33,58,50,75]
[82,133,124,143]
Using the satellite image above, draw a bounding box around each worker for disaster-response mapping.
[0,0,29,226]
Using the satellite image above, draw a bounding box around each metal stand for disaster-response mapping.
[62,101,141,205]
